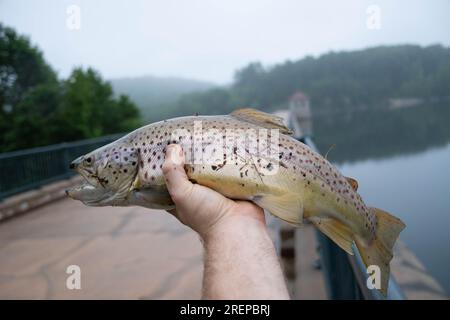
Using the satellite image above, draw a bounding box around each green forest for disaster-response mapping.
[1,23,450,152]
[160,44,450,120]
[0,24,141,152]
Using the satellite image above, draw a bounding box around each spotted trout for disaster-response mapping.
[67,108,405,295]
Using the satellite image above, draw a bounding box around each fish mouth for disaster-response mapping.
[66,169,130,206]
[65,171,110,205]
[66,181,115,206]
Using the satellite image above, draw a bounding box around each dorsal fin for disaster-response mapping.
[230,108,293,135]
[345,177,358,191]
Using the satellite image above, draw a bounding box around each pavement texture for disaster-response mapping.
[0,198,204,299]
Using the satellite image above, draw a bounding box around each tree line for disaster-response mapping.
[160,44,450,120]
[0,24,141,152]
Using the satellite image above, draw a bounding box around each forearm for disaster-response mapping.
[201,215,290,300]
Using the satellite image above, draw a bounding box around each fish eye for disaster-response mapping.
[84,156,93,165]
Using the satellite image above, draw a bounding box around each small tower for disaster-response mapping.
[289,91,311,119]
[288,91,313,137]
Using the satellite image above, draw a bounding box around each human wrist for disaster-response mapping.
[200,211,267,245]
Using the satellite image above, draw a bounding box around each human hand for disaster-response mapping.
[162,144,266,239]
[162,144,289,299]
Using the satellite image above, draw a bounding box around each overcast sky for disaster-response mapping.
[1,0,449,84]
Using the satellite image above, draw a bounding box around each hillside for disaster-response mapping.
[110,76,216,121]
[162,44,450,119]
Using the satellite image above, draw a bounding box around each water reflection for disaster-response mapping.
[313,104,450,164]
[309,103,450,295]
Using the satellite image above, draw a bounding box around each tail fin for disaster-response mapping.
[355,207,405,296]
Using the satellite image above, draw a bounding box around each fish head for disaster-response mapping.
[66,142,139,206]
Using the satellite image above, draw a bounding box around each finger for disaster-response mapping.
[162,144,194,203]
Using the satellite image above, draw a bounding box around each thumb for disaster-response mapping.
[162,144,194,203]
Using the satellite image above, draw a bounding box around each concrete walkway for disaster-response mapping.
[0,198,204,299]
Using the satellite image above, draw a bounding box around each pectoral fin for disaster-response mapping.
[309,217,355,255]
[253,192,303,225]
[129,187,175,210]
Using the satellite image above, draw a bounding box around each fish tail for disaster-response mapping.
[355,207,405,296]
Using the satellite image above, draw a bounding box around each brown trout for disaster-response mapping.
[66,108,405,295]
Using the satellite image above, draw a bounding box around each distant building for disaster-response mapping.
[288,91,313,137]
[289,91,312,119]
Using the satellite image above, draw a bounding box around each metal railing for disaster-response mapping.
[0,134,123,200]
[298,135,405,300]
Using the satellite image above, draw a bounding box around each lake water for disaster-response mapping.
[312,103,450,295]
